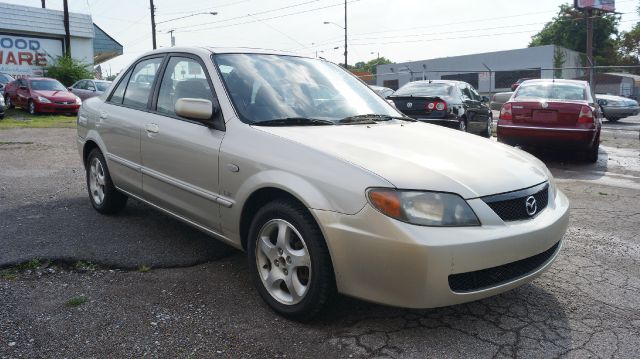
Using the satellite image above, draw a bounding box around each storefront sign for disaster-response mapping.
[0,34,63,77]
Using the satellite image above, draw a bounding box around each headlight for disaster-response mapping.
[75,97,82,105]
[37,96,51,103]
[367,188,480,226]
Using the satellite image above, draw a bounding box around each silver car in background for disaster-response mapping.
[596,94,640,122]
[69,79,112,101]
[77,47,569,320]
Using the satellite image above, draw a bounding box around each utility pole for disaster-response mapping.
[41,0,45,8]
[150,0,157,50]
[168,30,175,47]
[63,0,71,57]
[344,0,348,69]
[585,8,594,87]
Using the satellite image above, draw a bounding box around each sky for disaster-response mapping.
[5,0,640,75]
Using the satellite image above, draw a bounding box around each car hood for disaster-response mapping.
[33,90,76,101]
[254,121,548,199]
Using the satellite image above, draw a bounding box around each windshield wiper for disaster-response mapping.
[338,114,416,124]
[251,117,335,126]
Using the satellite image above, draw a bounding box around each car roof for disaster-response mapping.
[138,46,306,59]
[403,80,464,86]
[596,94,630,100]
[520,79,589,86]
[27,77,57,81]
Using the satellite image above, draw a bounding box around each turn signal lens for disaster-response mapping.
[368,189,402,218]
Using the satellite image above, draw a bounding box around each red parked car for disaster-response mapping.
[497,79,602,163]
[4,77,81,115]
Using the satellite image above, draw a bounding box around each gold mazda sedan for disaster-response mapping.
[77,47,569,320]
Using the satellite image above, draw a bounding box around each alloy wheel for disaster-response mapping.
[459,119,467,132]
[255,219,311,305]
[89,157,106,205]
[28,101,35,115]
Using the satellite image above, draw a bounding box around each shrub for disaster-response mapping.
[44,56,93,86]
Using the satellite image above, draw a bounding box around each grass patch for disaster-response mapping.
[16,259,41,270]
[0,269,17,281]
[66,296,88,307]
[0,141,33,145]
[74,260,97,272]
[0,109,76,129]
[138,265,151,273]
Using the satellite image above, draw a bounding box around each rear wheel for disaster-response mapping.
[586,135,600,163]
[86,148,128,214]
[247,199,335,321]
[482,114,493,138]
[4,95,13,109]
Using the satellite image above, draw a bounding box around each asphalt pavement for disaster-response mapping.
[0,118,639,358]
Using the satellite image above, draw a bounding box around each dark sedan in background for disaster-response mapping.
[69,79,112,100]
[388,80,493,137]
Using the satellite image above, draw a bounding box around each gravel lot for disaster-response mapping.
[1,117,639,358]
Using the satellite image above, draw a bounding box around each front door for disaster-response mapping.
[140,55,224,231]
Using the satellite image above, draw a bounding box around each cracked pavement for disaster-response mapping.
[0,117,639,358]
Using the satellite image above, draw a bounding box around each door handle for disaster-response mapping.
[99,112,108,120]
[145,123,159,134]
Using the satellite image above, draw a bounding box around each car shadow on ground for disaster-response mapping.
[518,146,609,181]
[0,196,237,269]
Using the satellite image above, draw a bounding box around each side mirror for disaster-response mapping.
[67,87,73,91]
[88,87,96,92]
[597,99,607,106]
[482,95,490,103]
[175,98,218,121]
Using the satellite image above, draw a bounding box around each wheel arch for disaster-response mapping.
[82,139,100,168]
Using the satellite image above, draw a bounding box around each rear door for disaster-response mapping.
[140,54,225,231]
[100,56,165,197]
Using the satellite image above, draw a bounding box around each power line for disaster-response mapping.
[177,0,362,33]
[171,0,321,31]
[155,0,251,16]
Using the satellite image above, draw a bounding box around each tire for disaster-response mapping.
[586,134,600,163]
[27,100,36,115]
[247,199,335,321]
[4,95,13,109]
[86,148,128,214]
[606,117,619,123]
[458,118,467,132]
[481,115,492,138]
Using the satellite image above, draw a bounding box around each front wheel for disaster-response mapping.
[86,148,128,214]
[247,200,335,321]
[458,118,467,132]
[27,100,36,115]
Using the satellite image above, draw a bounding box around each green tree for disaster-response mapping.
[348,57,393,74]
[44,55,93,86]
[529,3,620,65]
[617,3,640,71]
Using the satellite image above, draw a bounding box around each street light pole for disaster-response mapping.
[168,30,175,47]
[150,0,157,50]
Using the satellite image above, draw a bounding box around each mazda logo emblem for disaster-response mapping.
[406,102,413,108]
[525,196,537,216]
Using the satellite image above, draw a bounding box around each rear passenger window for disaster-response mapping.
[156,57,213,116]
[109,71,132,104]
[122,57,163,109]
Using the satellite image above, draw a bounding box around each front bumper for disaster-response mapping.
[35,102,80,114]
[313,188,569,309]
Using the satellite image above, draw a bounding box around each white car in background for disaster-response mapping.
[596,94,640,122]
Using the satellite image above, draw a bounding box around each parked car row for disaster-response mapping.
[2,76,111,116]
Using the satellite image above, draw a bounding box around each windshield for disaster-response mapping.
[0,73,14,85]
[393,82,453,97]
[515,82,587,101]
[95,82,111,91]
[30,80,67,91]
[214,54,400,124]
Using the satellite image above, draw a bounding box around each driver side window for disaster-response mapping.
[156,56,214,117]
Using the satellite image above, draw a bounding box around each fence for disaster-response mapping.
[359,65,640,99]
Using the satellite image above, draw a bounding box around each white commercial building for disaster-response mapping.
[0,2,122,78]
[376,45,584,92]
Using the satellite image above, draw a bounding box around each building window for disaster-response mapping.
[494,69,541,89]
[441,73,479,90]
[383,79,399,90]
